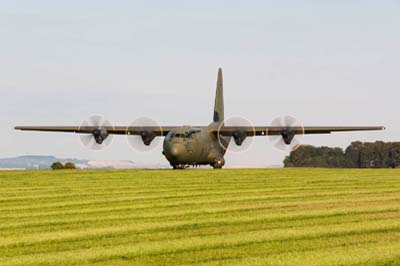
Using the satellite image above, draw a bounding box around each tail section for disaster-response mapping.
[213,68,224,123]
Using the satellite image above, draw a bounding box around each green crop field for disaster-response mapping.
[1,169,400,266]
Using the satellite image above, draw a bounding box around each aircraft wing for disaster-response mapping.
[15,126,385,136]
[216,126,385,136]
[14,126,176,136]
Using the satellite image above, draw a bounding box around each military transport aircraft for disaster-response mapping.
[15,68,384,169]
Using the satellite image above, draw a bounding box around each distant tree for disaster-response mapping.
[344,141,363,168]
[285,141,400,168]
[361,142,376,168]
[372,141,387,168]
[64,162,76,169]
[389,142,400,168]
[284,145,346,168]
[51,161,65,170]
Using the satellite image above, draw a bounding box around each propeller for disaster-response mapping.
[126,116,162,152]
[79,115,114,150]
[268,115,304,153]
[217,116,255,154]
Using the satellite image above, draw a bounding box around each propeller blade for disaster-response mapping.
[217,116,255,154]
[89,115,103,127]
[274,139,287,151]
[127,116,162,152]
[80,134,93,146]
[79,114,114,151]
[284,116,297,127]
[269,115,304,153]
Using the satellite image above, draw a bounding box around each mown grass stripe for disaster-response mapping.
[3,210,400,258]
[1,169,400,266]
[1,194,400,233]
[2,219,400,266]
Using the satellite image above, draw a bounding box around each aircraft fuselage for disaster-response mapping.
[162,125,229,169]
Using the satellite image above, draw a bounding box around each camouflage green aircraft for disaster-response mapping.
[15,68,384,169]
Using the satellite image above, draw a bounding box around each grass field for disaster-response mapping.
[1,169,400,266]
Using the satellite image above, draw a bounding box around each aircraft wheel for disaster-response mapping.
[172,164,186,170]
[212,158,225,169]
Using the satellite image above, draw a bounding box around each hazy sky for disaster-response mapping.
[1,1,399,166]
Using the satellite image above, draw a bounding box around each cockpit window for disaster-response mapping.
[171,132,193,139]
[167,131,174,139]
[168,130,198,140]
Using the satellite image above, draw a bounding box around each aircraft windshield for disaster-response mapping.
[172,132,193,139]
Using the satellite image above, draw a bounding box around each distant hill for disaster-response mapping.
[0,156,88,170]
[0,155,165,170]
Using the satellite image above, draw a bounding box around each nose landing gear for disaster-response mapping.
[211,158,225,169]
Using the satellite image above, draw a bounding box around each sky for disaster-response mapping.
[1,1,399,167]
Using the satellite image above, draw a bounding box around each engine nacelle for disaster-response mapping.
[281,129,296,145]
[140,131,156,146]
[93,127,109,144]
[232,131,247,146]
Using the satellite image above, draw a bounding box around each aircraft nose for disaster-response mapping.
[166,143,184,160]
[171,146,180,157]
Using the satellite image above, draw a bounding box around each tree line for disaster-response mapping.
[51,161,76,170]
[284,141,400,168]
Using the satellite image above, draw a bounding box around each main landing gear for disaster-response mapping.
[172,164,188,170]
[172,158,225,169]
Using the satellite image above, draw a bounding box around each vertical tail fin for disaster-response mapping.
[213,68,224,123]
